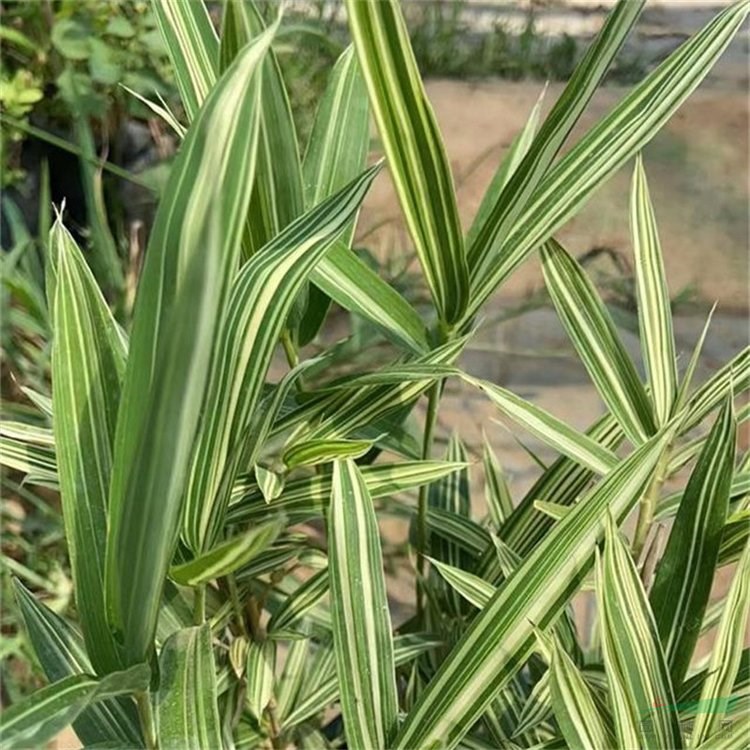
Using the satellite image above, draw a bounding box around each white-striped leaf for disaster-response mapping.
[345,0,468,324]
[429,557,494,610]
[327,459,398,749]
[156,625,222,750]
[13,580,141,747]
[541,239,655,444]
[267,569,328,635]
[483,437,515,528]
[105,31,271,668]
[465,1,750,321]
[254,464,285,504]
[392,429,672,750]
[650,398,736,688]
[465,373,617,475]
[547,632,613,750]
[1,664,149,750]
[631,154,678,424]
[169,518,283,587]
[246,639,276,721]
[283,437,374,469]
[468,0,644,275]
[275,630,310,720]
[152,0,217,121]
[690,540,750,747]
[181,164,380,554]
[49,219,126,673]
[597,515,682,749]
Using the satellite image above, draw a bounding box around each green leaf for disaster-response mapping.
[650,398,736,688]
[51,18,90,60]
[246,639,276,720]
[283,437,374,469]
[547,633,613,750]
[227,459,466,527]
[541,238,656,444]
[483,438,515,528]
[345,0,468,324]
[49,219,126,673]
[1,664,149,750]
[254,464,285,503]
[631,154,678,425]
[465,374,618,475]
[328,460,398,749]
[267,569,329,634]
[181,163,381,554]
[299,45,370,345]
[468,0,644,275]
[597,515,682,749]
[152,0,218,121]
[690,540,750,747]
[219,0,303,260]
[105,30,271,667]
[393,429,672,750]
[169,518,283,586]
[13,581,141,747]
[276,632,310,719]
[429,558,495,610]
[156,625,222,750]
[466,0,750,321]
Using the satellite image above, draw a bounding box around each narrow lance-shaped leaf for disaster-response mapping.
[392,428,673,750]
[152,0,218,121]
[105,31,271,667]
[345,0,469,324]
[1,664,149,750]
[182,163,381,554]
[690,540,750,747]
[245,639,276,721]
[597,515,683,749]
[483,437,515,528]
[469,0,645,275]
[299,44,370,345]
[466,1,750,321]
[219,0,303,260]
[49,219,126,673]
[541,238,656,444]
[546,631,614,750]
[650,397,736,688]
[13,580,141,747]
[156,625,222,750]
[328,459,398,749]
[631,154,678,424]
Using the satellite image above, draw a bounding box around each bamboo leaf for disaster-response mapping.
[690,540,750,747]
[1,664,149,750]
[13,580,141,747]
[327,459,398,749]
[597,515,682,749]
[182,163,381,554]
[49,218,126,673]
[156,625,222,750]
[283,437,374,469]
[246,639,276,721]
[169,518,283,586]
[541,238,656,443]
[254,464,285,503]
[268,569,329,634]
[468,0,644,275]
[393,429,672,750]
[464,373,618,474]
[650,398,736,688]
[631,154,678,424]
[345,0,468,324]
[483,437,515,528]
[466,0,750,320]
[105,30,271,667]
[152,0,217,121]
[299,45,370,345]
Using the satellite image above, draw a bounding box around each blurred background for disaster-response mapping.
[1,0,748,718]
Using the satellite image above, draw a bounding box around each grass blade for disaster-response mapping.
[105,31,271,667]
[49,219,126,673]
[597,515,682,749]
[328,459,398,749]
[631,154,678,424]
[393,429,673,750]
[690,540,750,747]
[345,0,468,324]
[156,625,222,750]
[541,238,655,444]
[650,398,736,688]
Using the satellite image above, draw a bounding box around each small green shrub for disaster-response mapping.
[1,1,748,748]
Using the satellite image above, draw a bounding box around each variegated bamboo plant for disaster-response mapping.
[2,0,749,748]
